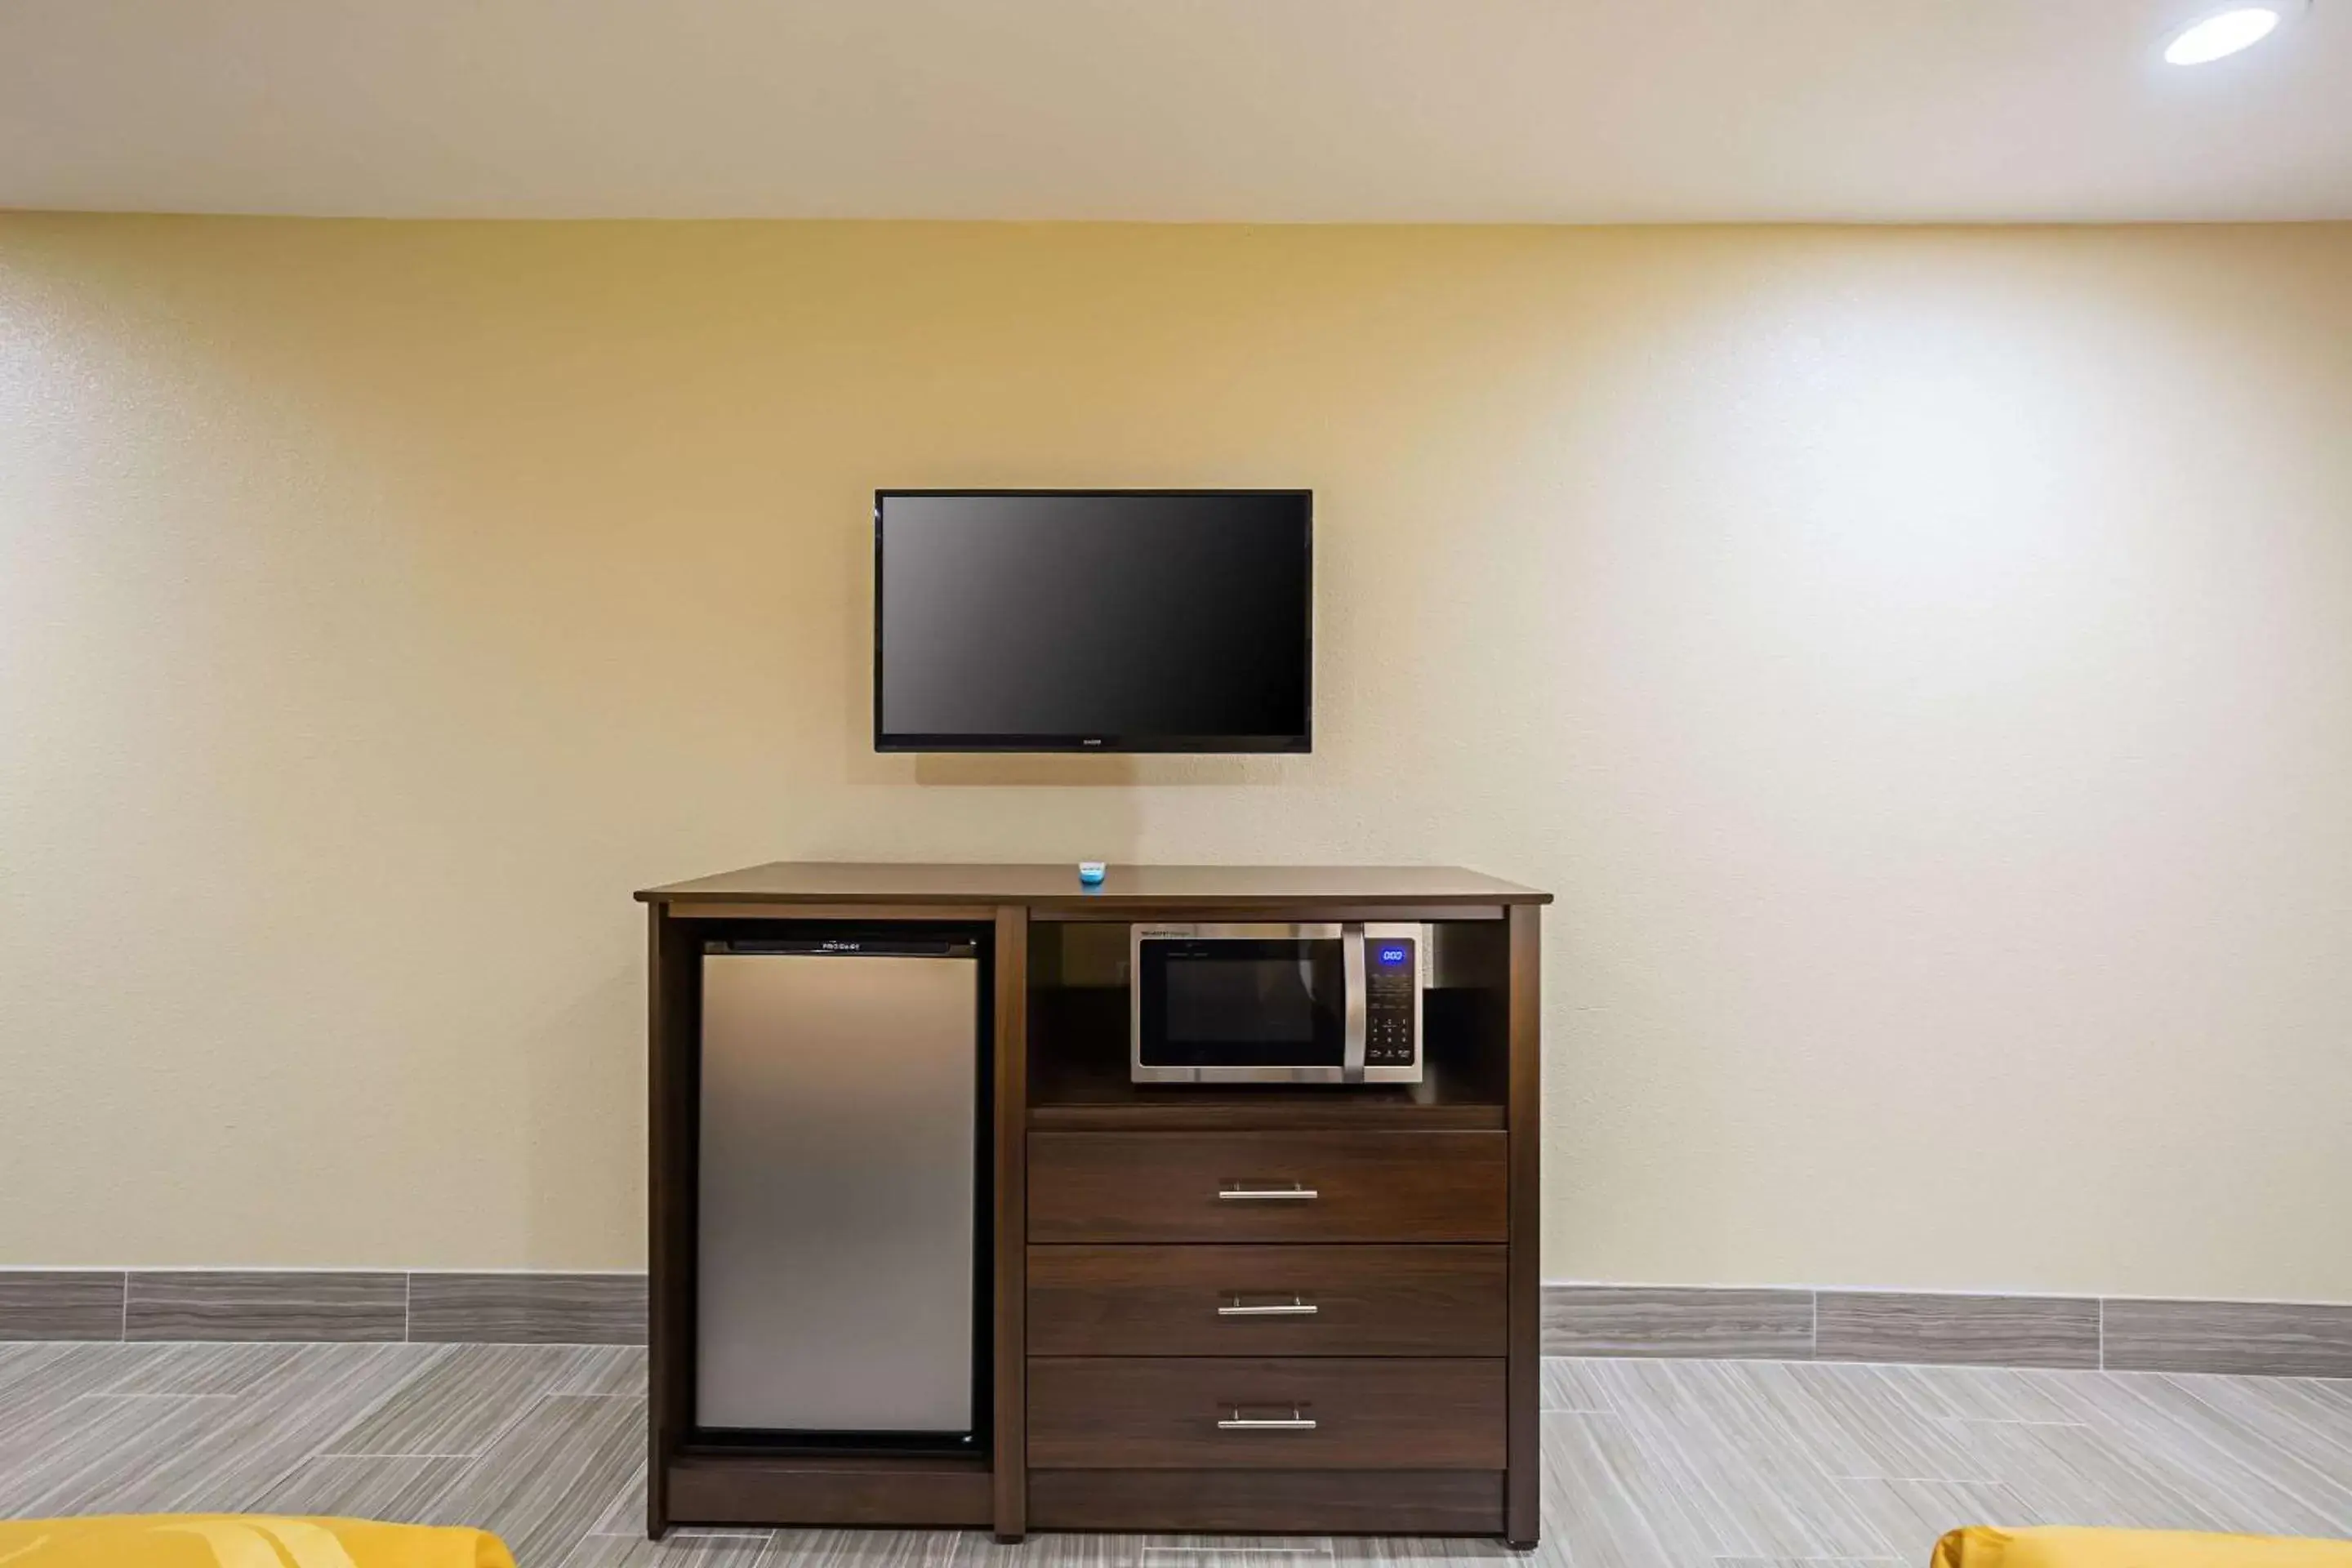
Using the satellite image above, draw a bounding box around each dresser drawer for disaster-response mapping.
[1028,1130,1508,1243]
[1028,1356,1504,1469]
[1027,1469,1504,1535]
[1028,1244,1507,1356]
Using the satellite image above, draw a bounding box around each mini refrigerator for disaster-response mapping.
[694,931,987,1452]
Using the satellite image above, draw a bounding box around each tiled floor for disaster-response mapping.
[2,1342,2349,1566]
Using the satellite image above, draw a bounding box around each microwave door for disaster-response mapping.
[1132,926,1349,1082]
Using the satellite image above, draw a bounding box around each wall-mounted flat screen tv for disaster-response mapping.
[875,490,1312,752]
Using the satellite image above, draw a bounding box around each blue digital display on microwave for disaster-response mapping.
[1378,945,1409,965]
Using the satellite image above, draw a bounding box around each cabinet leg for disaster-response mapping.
[993,1532,1026,1546]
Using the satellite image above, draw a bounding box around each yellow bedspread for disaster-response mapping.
[0,1517,514,1568]
[1934,1525,2352,1566]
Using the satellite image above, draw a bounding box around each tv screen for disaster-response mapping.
[875,490,1312,752]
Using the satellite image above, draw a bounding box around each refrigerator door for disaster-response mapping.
[697,948,979,1436]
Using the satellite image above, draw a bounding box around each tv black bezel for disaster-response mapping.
[873,488,1314,754]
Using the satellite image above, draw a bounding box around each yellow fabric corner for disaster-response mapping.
[1933,1525,2352,1567]
[0,1517,513,1568]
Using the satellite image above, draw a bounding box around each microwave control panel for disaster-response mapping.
[1365,935,1419,1067]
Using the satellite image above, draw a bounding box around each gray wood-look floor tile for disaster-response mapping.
[91,1343,445,1514]
[2129,1376,2352,1521]
[1585,1359,1904,1559]
[757,1530,1000,1566]
[1831,1476,2041,1563]
[1960,1415,2244,1535]
[0,1341,173,1425]
[1325,1539,1523,1564]
[256,1454,473,1517]
[0,1394,241,1516]
[0,1348,192,1478]
[979,1535,1127,1568]
[408,1393,644,1568]
[1539,1410,1706,1567]
[1130,1539,1333,1566]
[1138,1537,1333,1554]
[324,1344,582,1458]
[94,1342,314,1397]
[2162,1374,2352,1475]
[1885,1364,2092,1426]
[1538,1356,1614,1413]
[588,1462,650,1539]
[0,1342,77,1382]
[9,1344,2352,1561]
[2027,1370,2352,1537]
[555,1345,650,1398]
[566,1533,772,1568]
[1731,1361,1997,1483]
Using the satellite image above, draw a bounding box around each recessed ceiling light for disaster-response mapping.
[2163,5,2291,64]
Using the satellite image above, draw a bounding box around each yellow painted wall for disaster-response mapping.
[4,216,2350,1294]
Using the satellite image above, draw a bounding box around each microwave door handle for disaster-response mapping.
[1342,922,1367,1081]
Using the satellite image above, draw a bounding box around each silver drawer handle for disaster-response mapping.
[1218,1182,1318,1201]
[1218,1296,1319,1317]
[1218,1407,1317,1431]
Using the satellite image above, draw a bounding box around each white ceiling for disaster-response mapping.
[4,0,2350,223]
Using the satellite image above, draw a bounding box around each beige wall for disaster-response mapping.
[4,216,2350,1296]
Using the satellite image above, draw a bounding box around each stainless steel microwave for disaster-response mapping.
[1130,922,1429,1085]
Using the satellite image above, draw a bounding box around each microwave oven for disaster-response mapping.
[1129,922,1429,1085]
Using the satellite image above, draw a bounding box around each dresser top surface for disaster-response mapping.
[636,861,1550,909]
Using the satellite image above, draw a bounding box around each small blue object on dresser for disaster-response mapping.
[1076,861,1107,887]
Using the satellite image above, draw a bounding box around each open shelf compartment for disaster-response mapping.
[1024,919,1511,1130]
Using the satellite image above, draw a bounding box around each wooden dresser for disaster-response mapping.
[638,862,1548,1548]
